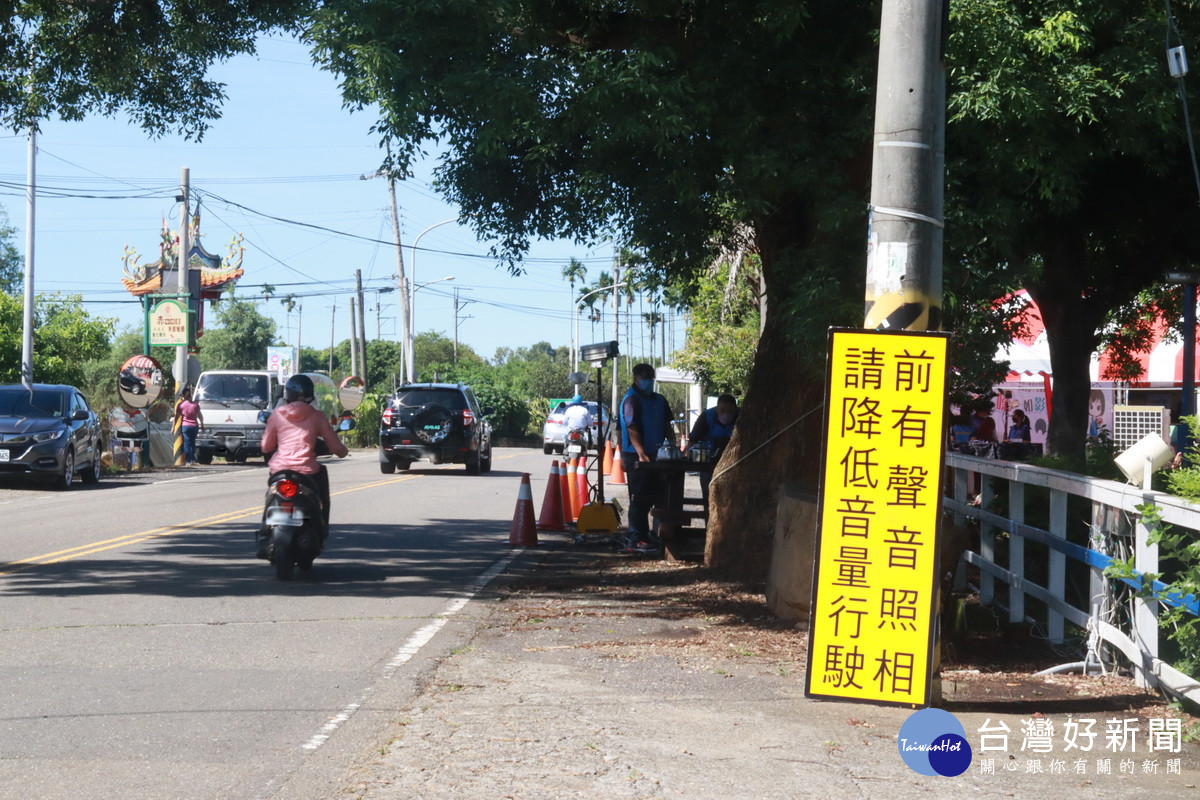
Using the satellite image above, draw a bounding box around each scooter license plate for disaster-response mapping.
[266,508,305,527]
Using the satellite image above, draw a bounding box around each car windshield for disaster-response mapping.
[393,389,467,411]
[0,388,66,418]
[195,374,270,409]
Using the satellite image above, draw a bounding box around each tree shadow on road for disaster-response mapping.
[0,516,523,600]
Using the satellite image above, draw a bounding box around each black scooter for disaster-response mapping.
[258,417,354,580]
[261,470,327,581]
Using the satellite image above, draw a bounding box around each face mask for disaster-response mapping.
[717,413,735,426]
[635,378,654,392]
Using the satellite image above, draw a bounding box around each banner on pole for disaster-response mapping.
[805,328,950,707]
[267,346,297,380]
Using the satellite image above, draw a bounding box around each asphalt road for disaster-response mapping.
[0,447,549,800]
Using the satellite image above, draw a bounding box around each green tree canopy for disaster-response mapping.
[673,256,760,397]
[946,1,1200,456]
[197,294,279,371]
[0,205,22,294]
[0,1,305,137]
[0,292,114,386]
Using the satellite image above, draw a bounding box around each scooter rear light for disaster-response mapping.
[277,480,299,499]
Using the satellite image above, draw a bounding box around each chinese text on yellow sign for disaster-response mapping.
[805,329,949,707]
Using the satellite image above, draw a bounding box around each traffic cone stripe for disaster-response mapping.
[609,451,626,485]
[509,472,539,547]
[537,460,566,532]
[559,461,573,525]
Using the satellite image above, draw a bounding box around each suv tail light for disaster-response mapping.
[382,406,394,427]
[462,408,476,427]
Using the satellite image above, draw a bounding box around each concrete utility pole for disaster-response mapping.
[329,301,336,374]
[176,167,190,386]
[386,168,412,386]
[356,269,368,383]
[21,125,35,388]
[452,287,474,365]
[349,296,359,378]
[863,0,946,332]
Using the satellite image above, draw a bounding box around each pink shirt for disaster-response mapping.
[261,401,349,475]
[177,399,202,427]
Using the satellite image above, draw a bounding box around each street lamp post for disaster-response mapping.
[574,282,627,394]
[406,217,460,382]
[408,276,455,381]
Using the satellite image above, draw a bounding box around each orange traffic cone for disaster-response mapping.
[537,460,566,531]
[559,460,574,526]
[508,473,539,546]
[609,450,627,485]
[602,440,614,475]
[565,460,579,522]
[575,459,589,517]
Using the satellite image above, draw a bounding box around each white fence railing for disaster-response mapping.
[944,452,1200,704]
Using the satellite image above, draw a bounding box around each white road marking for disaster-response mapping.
[299,550,521,752]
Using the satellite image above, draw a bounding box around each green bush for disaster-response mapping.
[345,391,385,449]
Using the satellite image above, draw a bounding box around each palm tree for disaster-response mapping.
[562,257,587,292]
[643,311,664,365]
[589,271,613,335]
[562,258,587,364]
[578,284,600,339]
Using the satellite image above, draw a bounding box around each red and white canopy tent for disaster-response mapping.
[992,291,1198,443]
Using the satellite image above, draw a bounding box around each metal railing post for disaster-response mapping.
[1007,481,1025,625]
[1048,489,1067,642]
[1133,508,1161,689]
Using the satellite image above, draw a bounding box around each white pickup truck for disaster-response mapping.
[193,370,339,463]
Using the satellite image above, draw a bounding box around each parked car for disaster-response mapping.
[542,400,611,455]
[378,383,493,474]
[0,384,103,489]
[118,367,146,395]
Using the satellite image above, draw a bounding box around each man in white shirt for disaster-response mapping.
[562,395,594,433]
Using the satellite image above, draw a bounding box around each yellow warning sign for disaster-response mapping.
[805,328,949,707]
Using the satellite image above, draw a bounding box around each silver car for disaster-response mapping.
[0,384,103,489]
[542,400,610,455]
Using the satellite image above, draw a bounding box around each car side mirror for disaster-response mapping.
[257,410,271,424]
[338,418,356,432]
[72,409,89,421]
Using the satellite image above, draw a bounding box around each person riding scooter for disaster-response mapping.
[256,374,349,558]
[562,394,594,439]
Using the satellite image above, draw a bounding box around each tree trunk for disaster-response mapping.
[704,208,832,580]
[1025,235,1109,460]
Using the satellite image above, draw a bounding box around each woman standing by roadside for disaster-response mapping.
[174,386,205,465]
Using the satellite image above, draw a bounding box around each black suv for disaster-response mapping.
[378,383,493,474]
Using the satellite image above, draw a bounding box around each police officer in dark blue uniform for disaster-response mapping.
[618,363,674,552]
[688,394,739,502]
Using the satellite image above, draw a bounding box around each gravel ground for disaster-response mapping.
[334,537,1200,800]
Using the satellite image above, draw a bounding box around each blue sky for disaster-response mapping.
[0,35,682,365]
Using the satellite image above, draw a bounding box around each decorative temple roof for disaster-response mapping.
[122,216,244,298]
